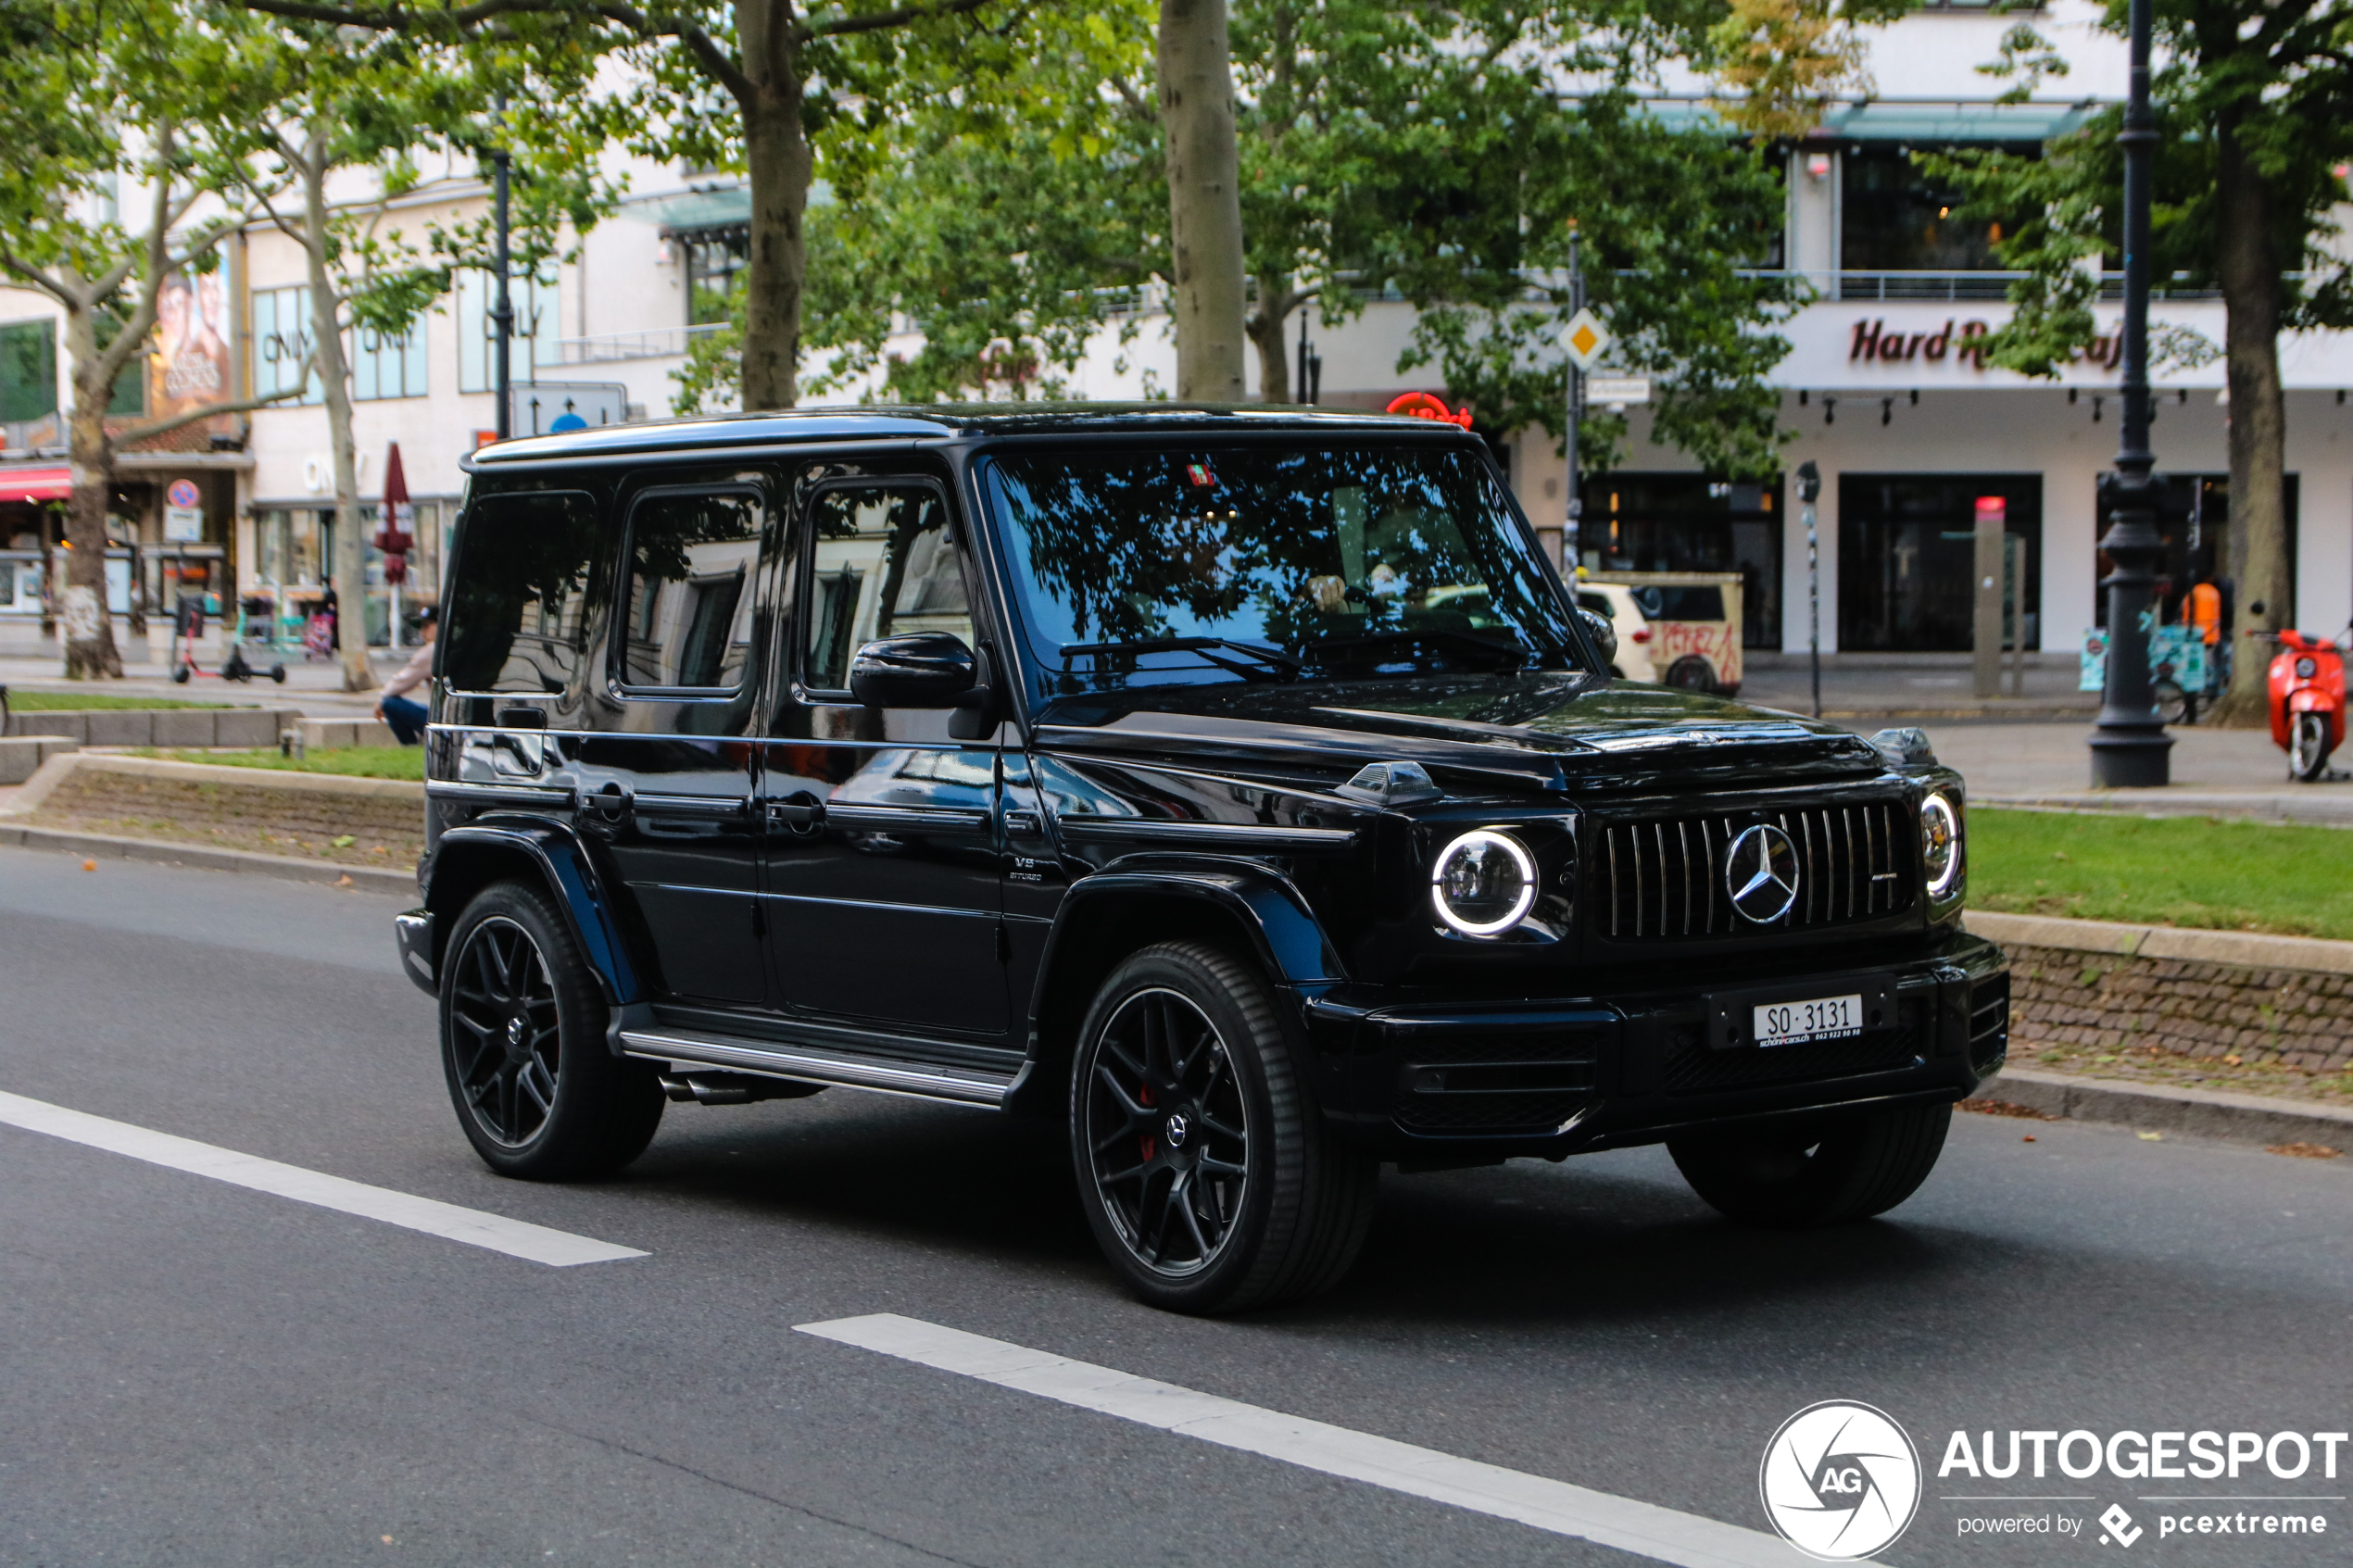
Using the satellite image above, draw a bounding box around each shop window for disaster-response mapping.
[1841,145,2032,272]
[2094,474,2297,633]
[0,319,57,423]
[679,229,748,327]
[1579,472,1783,648]
[352,320,428,400]
[1839,474,2042,652]
[456,270,561,393]
[251,286,324,406]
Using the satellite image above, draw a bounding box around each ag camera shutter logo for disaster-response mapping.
[1760,1400,1922,1560]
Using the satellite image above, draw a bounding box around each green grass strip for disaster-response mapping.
[132,747,425,781]
[1970,806,2353,941]
[4,690,238,710]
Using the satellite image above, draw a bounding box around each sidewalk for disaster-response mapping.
[1909,721,2353,823]
[1742,651,2097,721]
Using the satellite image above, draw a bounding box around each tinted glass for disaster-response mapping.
[803,484,972,690]
[442,490,601,692]
[983,445,1581,686]
[619,491,761,690]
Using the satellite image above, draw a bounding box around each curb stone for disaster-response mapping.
[0,822,416,897]
[1977,1064,2353,1151]
[1964,909,2353,976]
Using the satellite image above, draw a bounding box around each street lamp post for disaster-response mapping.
[1563,222,1584,571]
[1798,460,1823,718]
[2088,0,2173,787]
[491,94,515,443]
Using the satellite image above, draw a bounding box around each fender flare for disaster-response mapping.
[424,819,646,1007]
[2287,689,2337,714]
[1032,862,1345,1004]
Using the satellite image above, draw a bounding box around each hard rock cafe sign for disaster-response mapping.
[1848,317,2125,372]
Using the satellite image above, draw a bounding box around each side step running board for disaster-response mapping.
[617,1027,1017,1109]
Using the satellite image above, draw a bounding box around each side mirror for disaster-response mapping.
[1579,607,1618,668]
[849,631,981,709]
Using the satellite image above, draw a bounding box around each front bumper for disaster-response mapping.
[1304,931,2007,1160]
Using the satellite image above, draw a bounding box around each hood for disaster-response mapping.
[1030,674,1889,795]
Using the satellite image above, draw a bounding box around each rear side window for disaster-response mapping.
[617,489,762,692]
[1650,585,1725,621]
[442,490,603,693]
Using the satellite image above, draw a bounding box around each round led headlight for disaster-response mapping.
[2296,655,2320,679]
[1431,829,1537,936]
[1919,792,1962,899]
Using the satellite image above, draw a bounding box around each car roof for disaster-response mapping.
[463,403,1480,470]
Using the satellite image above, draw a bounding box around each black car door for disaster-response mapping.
[758,474,1010,1040]
[573,479,773,1009]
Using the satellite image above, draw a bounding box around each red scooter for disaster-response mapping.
[2264,628,2348,781]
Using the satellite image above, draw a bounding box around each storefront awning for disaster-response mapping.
[0,466,71,503]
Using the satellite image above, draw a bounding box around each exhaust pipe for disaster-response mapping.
[659,1072,825,1106]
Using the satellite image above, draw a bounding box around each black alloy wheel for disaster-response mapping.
[1084,986,1252,1277]
[448,915,563,1148]
[440,881,664,1179]
[1071,941,1378,1314]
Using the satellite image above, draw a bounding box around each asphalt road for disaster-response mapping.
[3,847,2350,1568]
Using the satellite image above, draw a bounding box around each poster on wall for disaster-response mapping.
[148,270,231,427]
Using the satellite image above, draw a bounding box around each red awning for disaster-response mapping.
[0,467,71,504]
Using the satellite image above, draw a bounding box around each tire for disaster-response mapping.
[1071,941,1377,1313]
[440,880,663,1179]
[2154,679,2187,727]
[1667,1102,1951,1228]
[270,664,286,684]
[1664,654,1717,693]
[170,665,191,684]
[2291,711,2332,782]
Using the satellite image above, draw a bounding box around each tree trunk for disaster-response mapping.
[1246,273,1296,404]
[299,134,375,694]
[737,0,812,412]
[1158,0,1249,402]
[60,305,121,680]
[2208,114,2291,727]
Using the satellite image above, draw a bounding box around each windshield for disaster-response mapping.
[982,445,1586,688]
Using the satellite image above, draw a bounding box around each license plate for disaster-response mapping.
[1753,994,1864,1048]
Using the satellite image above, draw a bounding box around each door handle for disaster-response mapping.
[763,795,824,834]
[1004,809,1042,837]
[589,781,633,824]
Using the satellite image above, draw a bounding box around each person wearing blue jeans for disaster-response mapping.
[374,606,436,746]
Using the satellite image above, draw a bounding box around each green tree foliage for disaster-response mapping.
[1919,0,2353,720]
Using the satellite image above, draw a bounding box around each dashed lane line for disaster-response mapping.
[0,1089,646,1267]
[796,1313,1830,1568]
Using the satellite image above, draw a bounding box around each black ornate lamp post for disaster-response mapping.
[2088,0,2173,786]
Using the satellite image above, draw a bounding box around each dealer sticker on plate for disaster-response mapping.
[1754,994,1864,1048]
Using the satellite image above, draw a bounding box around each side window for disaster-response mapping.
[802,483,972,692]
[441,490,601,693]
[617,489,762,692]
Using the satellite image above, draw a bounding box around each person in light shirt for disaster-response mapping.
[375,606,436,745]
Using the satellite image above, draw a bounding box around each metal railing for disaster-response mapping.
[551,322,731,364]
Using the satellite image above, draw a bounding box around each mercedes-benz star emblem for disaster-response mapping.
[506,1016,528,1048]
[1725,823,1801,924]
[1164,1113,1189,1148]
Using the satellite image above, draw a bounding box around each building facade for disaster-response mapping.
[2,0,2342,666]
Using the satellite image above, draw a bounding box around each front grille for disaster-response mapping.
[1665,1004,1929,1095]
[1597,799,1917,940]
[1969,974,2010,1074]
[1392,1030,1602,1135]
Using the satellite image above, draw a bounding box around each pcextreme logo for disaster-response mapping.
[1759,1400,1924,1561]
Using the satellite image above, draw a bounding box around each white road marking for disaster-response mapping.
[796,1314,1832,1568]
[0,1089,646,1267]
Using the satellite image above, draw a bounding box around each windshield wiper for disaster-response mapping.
[1303,628,1531,673]
[1059,636,1304,683]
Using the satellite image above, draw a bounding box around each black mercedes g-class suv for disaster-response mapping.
[396,407,2007,1313]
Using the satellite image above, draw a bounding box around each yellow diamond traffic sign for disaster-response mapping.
[1561,307,1611,372]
